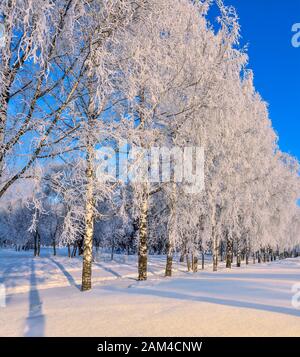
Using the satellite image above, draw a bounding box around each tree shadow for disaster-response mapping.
[48,257,81,290]
[93,261,122,278]
[1,265,17,306]
[1,258,32,305]
[24,260,45,336]
[102,281,300,318]
[200,272,300,282]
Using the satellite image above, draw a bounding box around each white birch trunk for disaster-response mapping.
[138,186,149,281]
[81,139,95,291]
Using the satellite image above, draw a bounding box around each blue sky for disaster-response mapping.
[219,0,300,161]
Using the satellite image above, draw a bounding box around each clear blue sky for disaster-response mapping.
[218,0,300,161]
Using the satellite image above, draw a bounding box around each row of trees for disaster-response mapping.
[0,0,299,290]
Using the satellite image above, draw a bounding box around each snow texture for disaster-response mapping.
[1,248,300,337]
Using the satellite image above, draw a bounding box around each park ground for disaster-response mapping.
[0,248,300,336]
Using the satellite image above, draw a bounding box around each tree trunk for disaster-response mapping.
[53,240,56,256]
[236,237,241,267]
[111,239,115,261]
[0,70,9,178]
[179,242,186,262]
[226,236,232,269]
[67,244,71,258]
[81,143,95,291]
[201,252,205,270]
[165,240,173,277]
[186,254,191,271]
[77,236,84,256]
[34,232,38,257]
[258,252,261,263]
[220,241,224,262]
[37,231,41,257]
[72,245,77,257]
[138,188,148,281]
[165,255,173,277]
[212,226,218,272]
[193,255,198,273]
[191,253,195,271]
[127,244,130,256]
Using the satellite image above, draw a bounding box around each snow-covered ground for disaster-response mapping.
[1,248,300,337]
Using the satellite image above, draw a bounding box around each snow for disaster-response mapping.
[1,248,300,336]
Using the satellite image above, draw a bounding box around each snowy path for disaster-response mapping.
[1,249,300,336]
